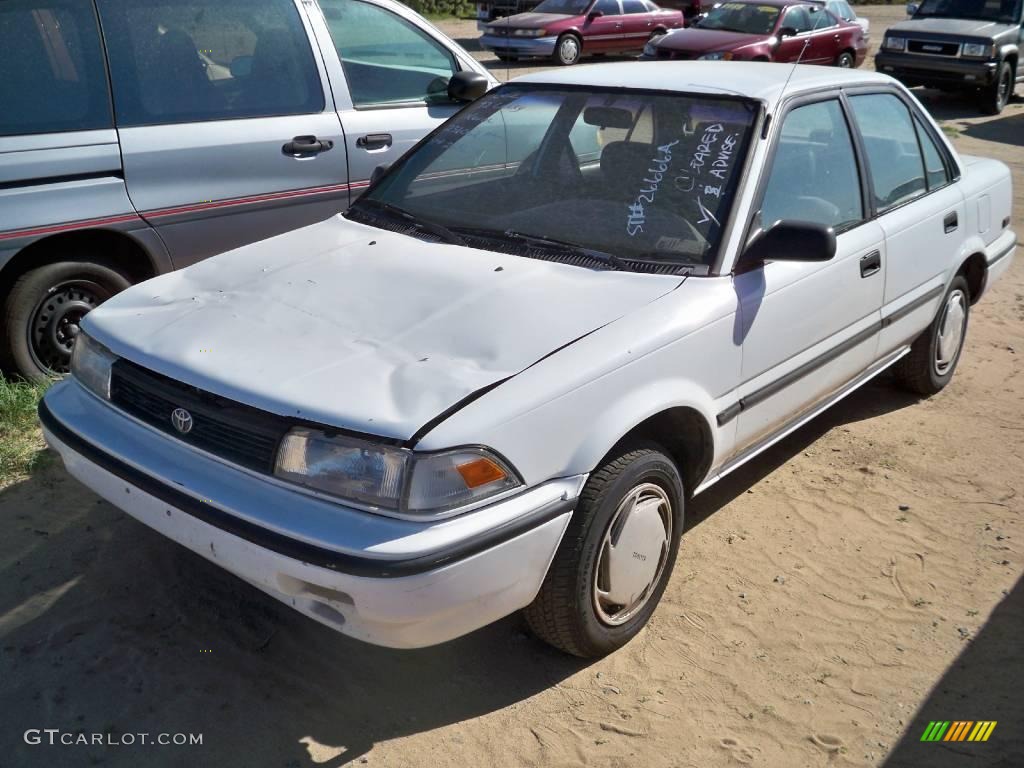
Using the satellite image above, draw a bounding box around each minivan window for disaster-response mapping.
[848,93,927,212]
[0,0,112,137]
[96,0,324,127]
[320,0,458,108]
[760,99,863,230]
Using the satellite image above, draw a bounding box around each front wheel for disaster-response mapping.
[979,61,1013,115]
[835,51,855,68]
[1,258,131,380]
[523,442,684,657]
[892,276,970,396]
[553,33,582,66]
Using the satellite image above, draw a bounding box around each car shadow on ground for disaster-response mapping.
[881,572,1024,768]
[913,86,1024,132]
[0,374,922,768]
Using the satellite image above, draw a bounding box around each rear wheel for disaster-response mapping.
[979,61,1013,115]
[1,258,131,380]
[835,51,855,68]
[553,33,582,66]
[892,276,970,396]
[524,442,684,657]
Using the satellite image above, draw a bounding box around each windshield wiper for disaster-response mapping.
[353,198,466,246]
[455,226,626,270]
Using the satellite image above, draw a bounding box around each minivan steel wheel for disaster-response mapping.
[524,441,684,657]
[28,279,106,375]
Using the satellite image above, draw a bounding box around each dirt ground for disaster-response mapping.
[1,6,1022,767]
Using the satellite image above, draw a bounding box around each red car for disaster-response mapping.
[640,0,867,67]
[480,0,685,65]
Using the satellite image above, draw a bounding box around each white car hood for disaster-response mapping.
[84,216,682,441]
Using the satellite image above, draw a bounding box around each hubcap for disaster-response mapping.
[839,55,852,68]
[935,289,966,375]
[998,72,1010,105]
[29,280,108,375]
[560,37,579,62]
[593,482,673,626]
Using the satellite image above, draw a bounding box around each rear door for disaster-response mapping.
[618,0,656,50]
[308,0,475,197]
[583,0,626,51]
[97,0,348,269]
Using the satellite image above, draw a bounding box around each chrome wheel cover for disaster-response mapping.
[593,482,673,626]
[935,289,966,375]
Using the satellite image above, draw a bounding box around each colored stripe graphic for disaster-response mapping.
[922,720,996,742]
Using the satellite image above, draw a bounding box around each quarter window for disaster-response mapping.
[97,0,324,127]
[622,0,648,12]
[913,115,951,190]
[760,99,863,230]
[320,0,458,108]
[848,93,927,212]
[0,0,112,136]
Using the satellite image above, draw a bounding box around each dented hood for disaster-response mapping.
[83,216,682,441]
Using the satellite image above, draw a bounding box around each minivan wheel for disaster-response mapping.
[892,276,970,396]
[523,442,684,657]
[835,51,854,68]
[553,33,582,66]
[979,62,1012,115]
[1,259,131,380]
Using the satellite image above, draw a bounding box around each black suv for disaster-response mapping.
[876,0,1023,114]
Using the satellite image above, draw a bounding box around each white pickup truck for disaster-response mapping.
[41,63,1015,658]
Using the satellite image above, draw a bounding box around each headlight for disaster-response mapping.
[883,36,906,51]
[643,41,658,56]
[961,42,992,58]
[274,428,520,516]
[512,28,545,37]
[70,333,117,400]
[699,51,733,60]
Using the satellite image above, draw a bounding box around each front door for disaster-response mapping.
[98,0,348,269]
[583,0,627,52]
[732,96,884,452]
[311,0,468,196]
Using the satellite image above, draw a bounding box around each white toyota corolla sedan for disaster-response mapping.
[40,62,1015,657]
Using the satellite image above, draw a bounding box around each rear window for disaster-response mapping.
[0,0,112,137]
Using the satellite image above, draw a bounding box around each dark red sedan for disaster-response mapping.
[640,0,867,67]
[480,0,685,65]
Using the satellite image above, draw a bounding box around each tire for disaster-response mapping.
[523,441,684,657]
[835,51,855,68]
[892,275,970,396]
[553,33,582,66]
[979,61,1013,115]
[1,258,131,380]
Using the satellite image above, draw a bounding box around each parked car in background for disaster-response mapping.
[811,0,869,36]
[876,0,1023,115]
[41,62,1015,657]
[0,0,495,381]
[476,0,707,26]
[480,0,685,65]
[641,0,867,65]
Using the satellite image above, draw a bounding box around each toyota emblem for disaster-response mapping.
[171,408,194,434]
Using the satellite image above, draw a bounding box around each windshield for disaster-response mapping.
[349,86,759,273]
[914,0,1021,22]
[533,0,593,14]
[697,2,781,33]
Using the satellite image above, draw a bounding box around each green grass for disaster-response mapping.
[0,377,51,487]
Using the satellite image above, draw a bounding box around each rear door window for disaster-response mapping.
[0,0,112,136]
[96,0,324,127]
[848,93,927,212]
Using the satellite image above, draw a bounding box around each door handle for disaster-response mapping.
[944,211,958,233]
[282,135,334,155]
[357,133,393,151]
[860,250,881,278]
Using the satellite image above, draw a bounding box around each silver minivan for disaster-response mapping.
[0,0,495,380]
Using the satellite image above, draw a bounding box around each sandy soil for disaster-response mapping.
[1,6,1022,767]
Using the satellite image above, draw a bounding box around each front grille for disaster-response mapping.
[908,39,960,57]
[110,359,292,473]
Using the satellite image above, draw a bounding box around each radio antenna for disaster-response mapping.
[766,7,827,137]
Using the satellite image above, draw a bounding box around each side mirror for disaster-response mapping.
[741,220,836,266]
[905,2,919,16]
[587,10,604,20]
[229,55,253,78]
[777,25,797,38]
[447,70,489,103]
[370,163,391,185]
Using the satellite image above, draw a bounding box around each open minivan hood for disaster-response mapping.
[83,216,682,441]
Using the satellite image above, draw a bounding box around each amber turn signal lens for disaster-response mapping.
[455,457,508,488]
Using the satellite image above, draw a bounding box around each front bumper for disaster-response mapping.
[39,379,579,648]
[479,34,558,57]
[875,52,999,87]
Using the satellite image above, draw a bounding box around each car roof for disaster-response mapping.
[511,61,892,105]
